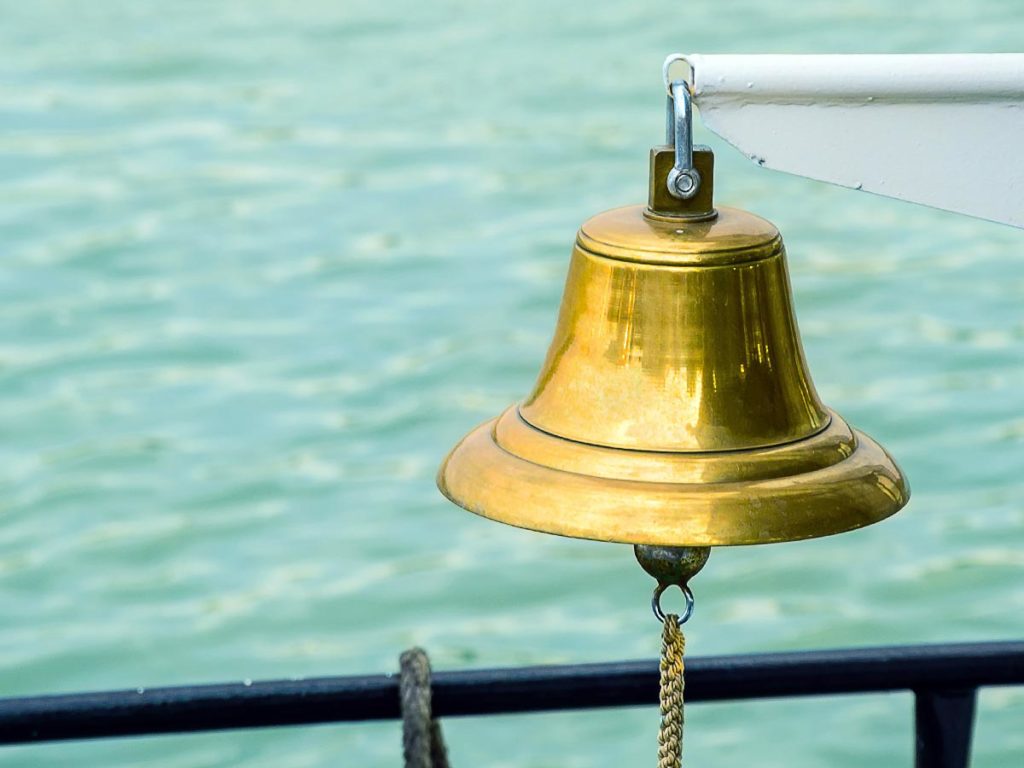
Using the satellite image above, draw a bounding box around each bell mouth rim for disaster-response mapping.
[437,411,909,547]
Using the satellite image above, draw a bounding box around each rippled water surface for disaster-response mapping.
[2,1,1023,766]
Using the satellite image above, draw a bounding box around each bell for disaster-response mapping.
[438,144,909,546]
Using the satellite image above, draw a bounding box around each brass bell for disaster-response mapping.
[438,142,909,547]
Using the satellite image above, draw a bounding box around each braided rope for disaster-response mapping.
[399,648,450,768]
[657,615,686,768]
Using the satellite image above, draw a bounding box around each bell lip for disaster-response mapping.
[437,413,910,547]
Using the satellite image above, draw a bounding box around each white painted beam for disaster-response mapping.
[684,54,1024,228]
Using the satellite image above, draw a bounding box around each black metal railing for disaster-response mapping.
[1,641,1021,767]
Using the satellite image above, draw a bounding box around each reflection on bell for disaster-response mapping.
[438,145,909,546]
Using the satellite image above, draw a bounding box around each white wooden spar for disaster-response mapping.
[681,54,1024,228]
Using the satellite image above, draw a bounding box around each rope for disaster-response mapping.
[399,648,450,768]
[657,615,686,768]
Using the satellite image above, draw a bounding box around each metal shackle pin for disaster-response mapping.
[662,53,700,201]
[665,80,700,200]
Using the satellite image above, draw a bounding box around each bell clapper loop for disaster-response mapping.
[652,583,695,626]
[665,78,700,200]
[634,545,710,625]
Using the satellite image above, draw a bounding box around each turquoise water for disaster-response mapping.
[2,1,1023,765]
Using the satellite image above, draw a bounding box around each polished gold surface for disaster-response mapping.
[437,149,909,546]
[439,407,906,545]
[522,205,826,451]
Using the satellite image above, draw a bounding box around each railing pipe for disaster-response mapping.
[0,641,1019,747]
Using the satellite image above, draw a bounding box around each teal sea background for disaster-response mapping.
[2,1,1023,765]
